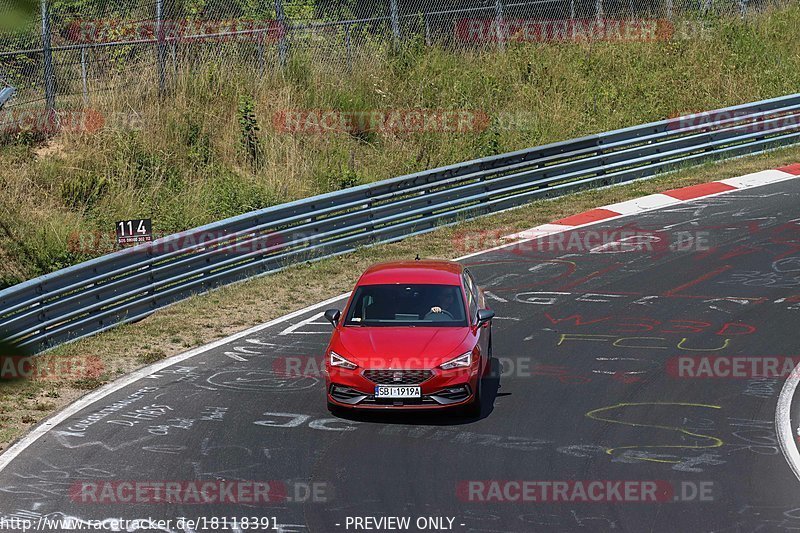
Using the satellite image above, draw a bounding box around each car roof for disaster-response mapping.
[356,260,464,286]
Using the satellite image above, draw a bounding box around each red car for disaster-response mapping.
[323,260,494,415]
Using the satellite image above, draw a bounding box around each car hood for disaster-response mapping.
[334,326,473,369]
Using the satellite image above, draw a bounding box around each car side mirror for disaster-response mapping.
[476,309,495,327]
[324,309,341,327]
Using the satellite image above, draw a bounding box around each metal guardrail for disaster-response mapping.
[2,93,800,353]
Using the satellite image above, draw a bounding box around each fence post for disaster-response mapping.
[345,23,353,71]
[494,0,505,50]
[155,0,166,95]
[40,0,55,115]
[274,0,288,67]
[424,13,431,46]
[80,47,88,106]
[170,39,178,79]
[257,33,266,75]
[389,0,401,45]
[666,0,673,19]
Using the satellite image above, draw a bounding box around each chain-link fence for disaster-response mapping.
[0,0,789,128]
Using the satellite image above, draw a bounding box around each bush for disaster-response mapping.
[203,169,277,219]
[237,95,262,168]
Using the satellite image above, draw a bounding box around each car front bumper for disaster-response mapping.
[325,366,479,409]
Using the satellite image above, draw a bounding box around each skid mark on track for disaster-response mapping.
[585,402,724,463]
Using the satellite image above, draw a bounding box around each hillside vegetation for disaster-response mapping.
[2,6,800,288]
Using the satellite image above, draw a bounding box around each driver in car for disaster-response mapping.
[429,287,457,316]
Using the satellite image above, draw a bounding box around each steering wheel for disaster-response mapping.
[424,309,454,320]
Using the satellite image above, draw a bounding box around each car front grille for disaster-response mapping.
[362,369,433,385]
[359,396,440,406]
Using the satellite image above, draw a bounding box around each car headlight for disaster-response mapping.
[440,351,472,370]
[330,351,358,370]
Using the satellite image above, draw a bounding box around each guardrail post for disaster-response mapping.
[40,0,55,115]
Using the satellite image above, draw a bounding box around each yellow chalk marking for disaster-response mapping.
[585,402,723,464]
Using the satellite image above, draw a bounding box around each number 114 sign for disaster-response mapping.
[116,218,153,246]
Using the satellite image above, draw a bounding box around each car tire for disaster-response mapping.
[465,342,491,418]
[486,335,493,374]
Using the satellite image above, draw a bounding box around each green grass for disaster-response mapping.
[2,6,800,287]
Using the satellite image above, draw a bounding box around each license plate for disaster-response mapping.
[374,385,421,398]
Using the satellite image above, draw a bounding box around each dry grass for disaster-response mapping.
[1,144,799,452]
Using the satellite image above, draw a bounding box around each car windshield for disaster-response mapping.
[345,284,467,327]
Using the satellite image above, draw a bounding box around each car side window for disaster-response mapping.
[465,269,483,308]
[462,273,478,322]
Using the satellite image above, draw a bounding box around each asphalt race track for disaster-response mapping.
[1,179,800,532]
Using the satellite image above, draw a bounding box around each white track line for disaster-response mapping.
[776,363,800,482]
